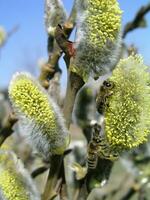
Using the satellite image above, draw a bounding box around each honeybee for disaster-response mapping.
[96,80,114,114]
[87,123,118,170]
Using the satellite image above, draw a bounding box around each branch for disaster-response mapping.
[0,113,17,147]
[39,0,77,89]
[42,155,63,200]
[54,16,84,200]
[63,72,84,128]
[120,181,141,200]
[41,2,79,199]
[0,25,19,49]
[54,24,84,128]
[63,0,77,36]
[123,3,150,38]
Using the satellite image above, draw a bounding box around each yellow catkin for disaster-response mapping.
[0,170,30,200]
[10,76,57,133]
[70,0,122,82]
[9,73,69,158]
[0,151,39,200]
[87,0,122,48]
[105,55,150,150]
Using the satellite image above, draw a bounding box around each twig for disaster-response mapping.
[54,23,84,200]
[120,183,140,200]
[63,72,84,128]
[42,155,63,200]
[0,113,17,147]
[54,24,84,128]
[41,2,79,199]
[63,0,77,37]
[0,25,19,49]
[123,3,150,38]
[39,0,77,89]
[39,50,62,89]
[134,156,150,165]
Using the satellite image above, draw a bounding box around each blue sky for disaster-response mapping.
[0,0,150,89]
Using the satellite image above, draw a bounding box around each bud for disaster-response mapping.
[44,0,67,34]
[70,0,122,82]
[0,27,6,46]
[9,73,69,159]
[0,150,40,200]
[105,55,150,150]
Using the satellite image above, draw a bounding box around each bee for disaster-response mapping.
[96,80,114,114]
[87,123,118,170]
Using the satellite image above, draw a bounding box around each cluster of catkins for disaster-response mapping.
[71,0,150,151]
[0,0,150,199]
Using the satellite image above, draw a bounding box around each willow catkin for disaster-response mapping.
[105,55,150,150]
[70,0,122,82]
[44,0,67,34]
[9,73,70,160]
[0,150,40,200]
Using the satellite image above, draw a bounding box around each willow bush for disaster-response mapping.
[0,0,150,200]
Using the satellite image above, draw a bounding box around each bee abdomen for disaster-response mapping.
[87,153,98,169]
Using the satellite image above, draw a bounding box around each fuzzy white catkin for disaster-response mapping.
[0,150,40,200]
[70,0,122,82]
[9,72,70,160]
[44,0,67,34]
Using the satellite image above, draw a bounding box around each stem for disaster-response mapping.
[123,3,150,38]
[60,72,84,199]
[0,114,17,147]
[0,135,5,147]
[63,0,77,36]
[39,50,61,89]
[42,1,83,197]
[42,155,63,200]
[39,0,77,90]
[63,72,84,128]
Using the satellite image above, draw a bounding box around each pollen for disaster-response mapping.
[105,55,150,150]
[9,73,69,157]
[9,74,57,133]
[0,170,30,200]
[70,0,122,82]
[87,0,122,48]
[0,151,39,200]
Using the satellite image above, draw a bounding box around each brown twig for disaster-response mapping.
[41,1,78,199]
[123,3,150,38]
[54,23,84,200]
[39,0,77,90]
[63,72,84,128]
[0,113,17,147]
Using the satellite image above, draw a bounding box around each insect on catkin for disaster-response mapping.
[104,55,150,151]
[9,73,70,160]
